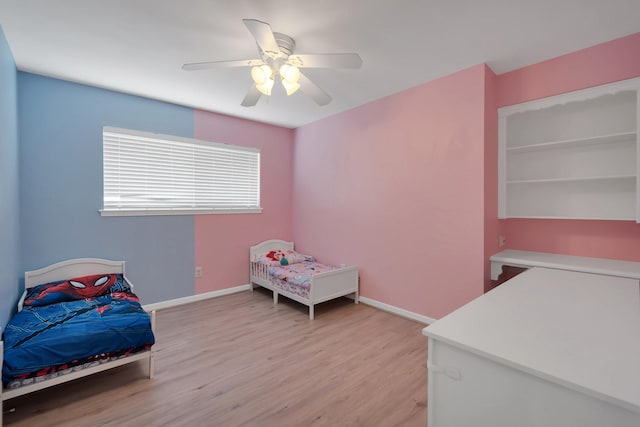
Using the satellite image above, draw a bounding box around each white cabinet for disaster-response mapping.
[423,267,640,427]
[498,77,640,220]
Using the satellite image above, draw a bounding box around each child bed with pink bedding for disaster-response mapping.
[250,240,359,319]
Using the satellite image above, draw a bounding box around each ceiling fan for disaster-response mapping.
[182,19,363,107]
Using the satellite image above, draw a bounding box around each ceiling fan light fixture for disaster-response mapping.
[251,64,273,85]
[181,19,361,106]
[281,79,300,96]
[256,78,274,96]
[279,64,300,83]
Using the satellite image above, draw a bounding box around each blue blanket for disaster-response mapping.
[2,292,154,386]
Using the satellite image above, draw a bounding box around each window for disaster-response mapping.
[101,127,261,216]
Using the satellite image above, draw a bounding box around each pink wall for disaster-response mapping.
[293,65,488,320]
[193,110,295,293]
[191,31,640,316]
[496,32,640,261]
[504,219,640,262]
[497,32,640,107]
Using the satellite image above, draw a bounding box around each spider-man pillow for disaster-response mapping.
[20,274,132,310]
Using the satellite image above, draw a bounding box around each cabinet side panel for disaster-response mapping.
[498,116,507,218]
[636,89,640,223]
[428,341,639,427]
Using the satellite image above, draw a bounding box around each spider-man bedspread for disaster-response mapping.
[2,273,155,387]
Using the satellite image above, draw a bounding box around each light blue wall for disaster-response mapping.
[0,26,20,330]
[18,73,195,304]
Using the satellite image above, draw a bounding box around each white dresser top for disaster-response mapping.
[423,267,640,413]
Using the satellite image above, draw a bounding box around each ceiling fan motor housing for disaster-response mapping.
[261,32,296,59]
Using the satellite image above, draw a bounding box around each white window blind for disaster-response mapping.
[102,127,261,216]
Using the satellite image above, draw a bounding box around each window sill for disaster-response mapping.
[99,208,263,217]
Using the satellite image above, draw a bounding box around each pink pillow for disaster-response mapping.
[254,250,308,265]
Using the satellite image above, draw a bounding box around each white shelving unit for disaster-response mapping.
[498,77,640,221]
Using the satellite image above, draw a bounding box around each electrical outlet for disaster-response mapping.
[195,267,203,278]
[498,235,507,247]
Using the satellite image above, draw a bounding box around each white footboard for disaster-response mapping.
[311,266,359,304]
[308,266,359,320]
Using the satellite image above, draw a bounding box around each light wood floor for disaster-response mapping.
[3,289,428,426]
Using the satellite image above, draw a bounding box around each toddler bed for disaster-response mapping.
[1,258,156,424]
[250,240,359,319]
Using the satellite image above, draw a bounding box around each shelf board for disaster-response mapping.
[506,175,636,185]
[506,131,636,153]
[504,215,636,221]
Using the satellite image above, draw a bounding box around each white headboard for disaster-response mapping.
[249,239,294,259]
[25,258,125,288]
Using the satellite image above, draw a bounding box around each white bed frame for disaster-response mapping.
[250,240,359,319]
[1,258,156,425]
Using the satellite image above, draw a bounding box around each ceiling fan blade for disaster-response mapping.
[288,53,363,69]
[298,72,332,106]
[241,84,262,107]
[182,59,263,71]
[243,19,280,57]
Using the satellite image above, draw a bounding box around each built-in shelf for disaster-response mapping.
[506,131,636,153]
[505,215,636,221]
[498,77,640,222]
[506,175,636,185]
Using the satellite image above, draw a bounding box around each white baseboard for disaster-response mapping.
[358,296,437,325]
[142,285,436,325]
[143,284,250,311]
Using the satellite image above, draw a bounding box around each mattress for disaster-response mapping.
[267,260,337,299]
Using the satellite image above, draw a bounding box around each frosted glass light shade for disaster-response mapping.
[256,78,274,96]
[280,64,300,83]
[251,65,273,85]
[281,79,300,95]
[251,65,274,95]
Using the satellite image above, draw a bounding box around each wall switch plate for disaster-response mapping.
[498,235,507,247]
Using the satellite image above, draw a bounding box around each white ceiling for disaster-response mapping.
[1,0,639,128]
